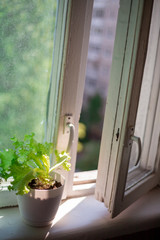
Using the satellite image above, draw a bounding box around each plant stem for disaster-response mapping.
[49,157,67,173]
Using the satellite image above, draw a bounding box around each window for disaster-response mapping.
[89,45,102,54]
[87,77,97,88]
[1,0,160,221]
[94,9,105,18]
[0,0,69,207]
[94,27,103,35]
[105,48,112,58]
[106,27,114,39]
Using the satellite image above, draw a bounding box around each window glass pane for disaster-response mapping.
[126,10,160,190]
[125,72,154,189]
[76,0,119,171]
[128,74,153,170]
[128,21,159,172]
[0,0,57,148]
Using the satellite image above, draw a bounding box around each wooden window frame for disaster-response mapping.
[95,0,160,218]
[55,0,94,198]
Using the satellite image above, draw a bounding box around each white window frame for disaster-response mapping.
[95,0,144,205]
[96,0,160,217]
[54,0,94,198]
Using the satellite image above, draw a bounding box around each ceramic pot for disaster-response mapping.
[17,172,64,227]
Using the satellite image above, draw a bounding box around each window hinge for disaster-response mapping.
[116,128,120,141]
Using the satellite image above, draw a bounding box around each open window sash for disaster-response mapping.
[96,0,160,217]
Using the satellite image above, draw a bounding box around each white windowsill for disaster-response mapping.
[1,187,160,240]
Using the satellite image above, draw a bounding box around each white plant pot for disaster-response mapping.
[17,172,64,227]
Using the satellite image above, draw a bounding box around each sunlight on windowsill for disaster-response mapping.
[51,196,87,226]
[1,187,160,240]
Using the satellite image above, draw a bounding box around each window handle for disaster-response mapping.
[66,123,75,153]
[64,114,75,153]
[131,135,142,166]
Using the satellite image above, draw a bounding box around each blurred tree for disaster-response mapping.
[80,94,102,127]
[87,94,103,126]
[76,140,100,171]
[77,122,86,152]
[80,93,103,142]
[76,93,103,171]
[0,0,57,148]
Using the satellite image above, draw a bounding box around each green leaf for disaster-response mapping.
[41,154,50,173]
[0,133,71,195]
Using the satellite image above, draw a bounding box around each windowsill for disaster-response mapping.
[1,187,160,240]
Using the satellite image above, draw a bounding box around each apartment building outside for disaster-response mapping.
[83,0,119,106]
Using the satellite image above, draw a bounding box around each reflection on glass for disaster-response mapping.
[126,11,160,190]
[0,0,57,148]
[125,66,154,190]
[128,70,153,171]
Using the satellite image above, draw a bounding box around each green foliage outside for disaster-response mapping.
[76,94,104,171]
[0,0,57,149]
[76,139,100,171]
[80,94,103,130]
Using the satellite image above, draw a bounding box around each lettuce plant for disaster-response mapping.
[0,133,71,195]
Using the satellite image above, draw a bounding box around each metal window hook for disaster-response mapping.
[66,122,75,153]
[64,114,75,153]
[131,135,142,166]
[129,127,142,166]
